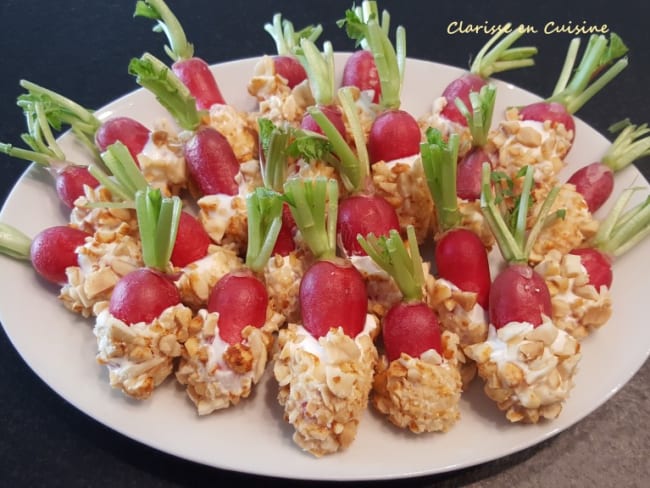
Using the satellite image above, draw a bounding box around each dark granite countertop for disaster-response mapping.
[0,1,648,486]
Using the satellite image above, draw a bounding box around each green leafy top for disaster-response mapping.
[245,187,284,272]
[17,80,101,158]
[283,177,338,260]
[264,13,323,57]
[338,0,405,109]
[358,225,424,302]
[469,23,538,78]
[454,84,497,148]
[134,0,194,62]
[421,128,461,233]
[601,120,650,172]
[128,53,204,131]
[547,33,628,114]
[480,164,564,264]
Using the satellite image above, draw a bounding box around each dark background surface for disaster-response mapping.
[0,1,648,486]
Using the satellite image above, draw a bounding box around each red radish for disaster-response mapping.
[263,13,322,89]
[95,117,151,163]
[359,226,442,361]
[301,105,346,139]
[135,0,226,109]
[170,211,211,267]
[457,148,490,201]
[109,268,181,325]
[440,73,487,126]
[109,187,183,325]
[566,121,650,213]
[517,33,628,156]
[299,259,368,338]
[435,24,537,127]
[273,57,308,88]
[368,110,421,164]
[171,58,225,110]
[480,163,564,328]
[489,264,551,328]
[272,204,297,256]
[339,3,418,164]
[54,165,99,208]
[569,185,650,290]
[421,129,491,309]
[183,126,239,196]
[435,229,491,309]
[129,53,242,198]
[207,271,268,344]
[341,50,381,103]
[30,226,91,284]
[382,302,441,361]
[569,248,612,289]
[307,87,401,257]
[284,177,368,338]
[453,84,497,201]
[337,194,400,256]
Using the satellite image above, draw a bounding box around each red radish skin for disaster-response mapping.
[301,105,346,139]
[341,50,381,103]
[337,194,400,256]
[170,212,211,268]
[457,147,491,201]
[566,162,614,213]
[172,58,226,110]
[440,73,487,126]
[489,264,552,328]
[299,259,368,338]
[570,247,613,289]
[382,302,442,362]
[55,165,99,209]
[368,109,421,164]
[30,226,90,284]
[183,126,240,196]
[273,56,307,88]
[435,228,491,309]
[519,101,576,140]
[271,202,297,257]
[109,268,181,325]
[207,271,268,344]
[95,117,151,164]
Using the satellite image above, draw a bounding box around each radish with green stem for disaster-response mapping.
[566,119,650,213]
[337,0,391,103]
[358,226,463,434]
[421,129,491,354]
[295,38,346,139]
[463,162,582,424]
[94,186,200,401]
[263,13,322,89]
[536,186,650,340]
[274,178,378,457]
[134,0,226,109]
[488,33,629,191]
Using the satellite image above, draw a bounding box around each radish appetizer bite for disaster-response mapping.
[464,164,581,423]
[273,177,378,457]
[359,226,463,434]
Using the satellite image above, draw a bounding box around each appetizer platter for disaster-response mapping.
[0,0,649,481]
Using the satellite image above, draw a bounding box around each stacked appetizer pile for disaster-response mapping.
[2,0,650,457]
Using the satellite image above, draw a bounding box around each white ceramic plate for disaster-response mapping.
[1,55,649,481]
